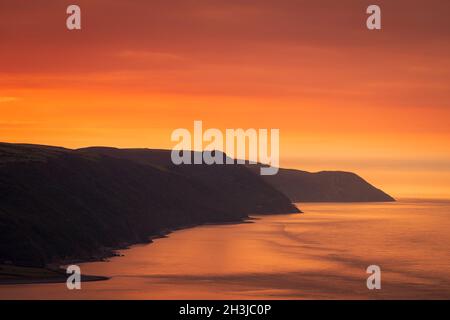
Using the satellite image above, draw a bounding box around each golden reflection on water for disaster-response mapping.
[1,199,450,299]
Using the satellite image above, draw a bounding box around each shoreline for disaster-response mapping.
[0,216,256,286]
[0,264,109,286]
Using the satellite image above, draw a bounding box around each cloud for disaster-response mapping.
[0,97,19,103]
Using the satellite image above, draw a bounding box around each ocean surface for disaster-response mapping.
[1,199,450,299]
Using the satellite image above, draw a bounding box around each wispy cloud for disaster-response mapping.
[0,96,19,103]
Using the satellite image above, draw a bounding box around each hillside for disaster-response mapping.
[256,167,395,202]
[0,143,299,267]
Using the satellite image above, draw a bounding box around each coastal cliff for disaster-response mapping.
[0,143,298,266]
[255,167,395,202]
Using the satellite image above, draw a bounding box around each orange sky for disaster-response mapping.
[1,0,450,198]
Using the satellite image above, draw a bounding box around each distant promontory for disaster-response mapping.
[0,143,393,267]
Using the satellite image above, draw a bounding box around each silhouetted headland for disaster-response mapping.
[0,143,298,270]
[249,167,395,202]
[0,142,394,282]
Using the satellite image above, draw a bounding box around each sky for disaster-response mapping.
[1,0,450,198]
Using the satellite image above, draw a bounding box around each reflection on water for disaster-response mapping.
[1,199,450,299]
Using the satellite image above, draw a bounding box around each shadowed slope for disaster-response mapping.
[257,167,395,202]
[0,143,298,266]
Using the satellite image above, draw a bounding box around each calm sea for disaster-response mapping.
[1,199,450,299]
